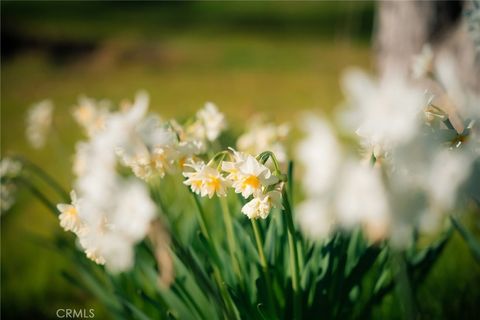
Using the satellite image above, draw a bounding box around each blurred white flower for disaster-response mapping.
[435,53,480,121]
[183,160,228,198]
[0,157,22,178]
[73,96,111,137]
[296,115,342,195]
[411,44,434,79]
[335,161,390,242]
[63,92,157,272]
[1,183,17,213]
[169,119,208,161]
[116,122,178,181]
[112,180,157,240]
[195,102,227,142]
[221,148,249,182]
[26,100,54,149]
[426,149,472,211]
[296,199,333,240]
[74,179,156,272]
[237,117,289,163]
[241,190,282,220]
[0,158,23,214]
[342,68,425,157]
[85,247,106,265]
[57,190,83,233]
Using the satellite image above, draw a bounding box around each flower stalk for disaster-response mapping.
[219,197,242,282]
[283,191,301,319]
[251,219,276,315]
[191,192,238,320]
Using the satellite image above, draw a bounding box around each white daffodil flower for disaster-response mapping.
[196,102,227,142]
[237,117,289,163]
[241,190,283,220]
[335,161,390,242]
[221,148,248,182]
[26,100,54,149]
[341,68,425,156]
[1,183,17,214]
[296,199,333,241]
[57,190,83,233]
[230,155,278,199]
[426,149,472,211]
[0,157,22,178]
[85,247,106,265]
[183,161,228,198]
[73,96,111,137]
[62,92,157,272]
[296,115,342,196]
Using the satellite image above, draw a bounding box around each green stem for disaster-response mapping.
[175,280,208,320]
[392,252,415,320]
[17,177,58,215]
[450,215,480,262]
[192,193,212,240]
[219,197,242,282]
[191,192,238,320]
[19,157,69,201]
[283,192,301,320]
[251,219,276,316]
[256,151,281,173]
[212,267,238,320]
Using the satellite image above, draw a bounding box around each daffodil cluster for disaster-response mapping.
[236,116,289,164]
[183,149,284,220]
[57,92,230,272]
[296,44,479,247]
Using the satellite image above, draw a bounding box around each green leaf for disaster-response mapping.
[450,216,480,263]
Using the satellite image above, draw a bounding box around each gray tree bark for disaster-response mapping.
[375,0,479,92]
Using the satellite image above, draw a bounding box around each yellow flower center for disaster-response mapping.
[152,152,166,167]
[243,175,260,189]
[179,157,186,168]
[76,106,93,122]
[66,207,77,216]
[207,176,221,191]
[192,180,202,189]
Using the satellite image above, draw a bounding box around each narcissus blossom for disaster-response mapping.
[196,102,227,142]
[297,199,333,241]
[183,160,229,198]
[335,162,391,242]
[227,155,278,198]
[0,157,23,214]
[241,190,283,220]
[342,68,425,157]
[426,149,473,211]
[296,115,342,196]
[57,190,83,233]
[73,96,111,137]
[237,117,289,163]
[26,100,54,149]
[0,157,22,178]
[62,92,157,272]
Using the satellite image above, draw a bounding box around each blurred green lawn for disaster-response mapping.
[1,2,479,319]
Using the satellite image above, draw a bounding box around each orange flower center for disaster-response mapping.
[243,175,260,189]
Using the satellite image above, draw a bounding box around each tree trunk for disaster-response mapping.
[375,0,479,92]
